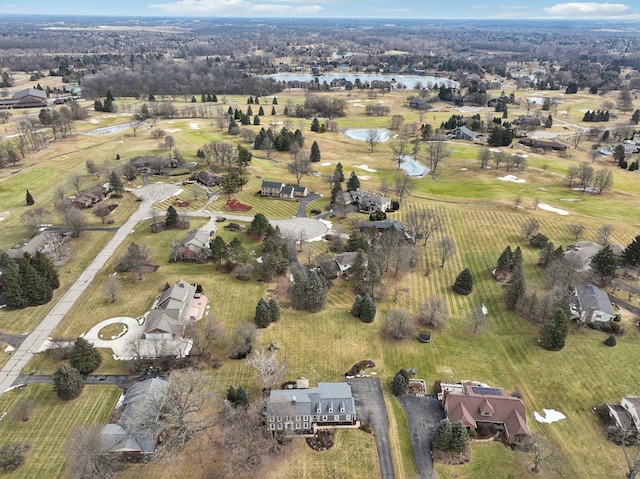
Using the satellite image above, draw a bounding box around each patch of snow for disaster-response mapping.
[537,203,569,215]
[571,187,598,194]
[165,128,181,133]
[489,148,502,153]
[256,256,263,263]
[560,198,582,202]
[539,187,548,191]
[4,345,14,352]
[188,123,201,130]
[89,119,99,124]
[344,128,391,143]
[354,164,377,173]
[359,175,370,180]
[498,175,526,183]
[320,162,332,166]
[114,393,126,409]
[481,303,488,315]
[534,409,566,424]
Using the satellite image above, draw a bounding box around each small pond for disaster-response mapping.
[343,128,391,143]
[400,155,430,177]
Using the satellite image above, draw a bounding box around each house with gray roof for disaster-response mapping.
[6,232,51,261]
[144,279,197,340]
[261,180,308,199]
[100,378,168,456]
[174,228,212,262]
[0,88,48,109]
[348,190,391,213]
[573,283,615,323]
[449,126,479,141]
[267,382,356,433]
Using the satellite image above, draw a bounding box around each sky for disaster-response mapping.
[2,1,640,19]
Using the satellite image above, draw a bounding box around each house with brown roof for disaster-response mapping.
[518,137,567,151]
[442,381,531,444]
[71,185,108,209]
[0,88,48,109]
[195,170,221,187]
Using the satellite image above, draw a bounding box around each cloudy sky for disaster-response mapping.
[3,1,640,19]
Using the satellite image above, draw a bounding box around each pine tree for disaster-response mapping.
[632,109,640,125]
[540,308,569,351]
[20,258,52,306]
[346,171,360,192]
[449,421,469,451]
[247,105,253,116]
[591,245,618,281]
[624,235,640,266]
[94,99,103,112]
[247,213,272,237]
[254,298,272,328]
[351,295,364,317]
[291,272,307,310]
[253,115,260,125]
[350,250,368,289]
[165,205,179,228]
[268,298,280,323]
[237,144,252,167]
[258,106,264,116]
[227,237,246,264]
[505,265,526,310]
[25,190,34,206]
[359,295,376,323]
[309,141,321,163]
[305,271,327,312]
[432,419,453,450]
[310,117,320,132]
[31,251,59,290]
[346,232,369,253]
[210,236,228,265]
[333,162,345,183]
[391,370,409,396]
[235,386,248,406]
[496,245,513,271]
[331,181,343,203]
[511,246,523,270]
[2,262,26,309]
[604,334,617,347]
[453,267,474,295]
[70,337,102,375]
[272,96,278,105]
[271,106,276,115]
[226,385,236,403]
[108,171,124,196]
[53,365,84,400]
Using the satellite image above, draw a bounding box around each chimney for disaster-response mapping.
[292,395,297,405]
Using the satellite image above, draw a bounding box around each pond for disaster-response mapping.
[343,128,391,142]
[260,72,459,89]
[400,155,430,177]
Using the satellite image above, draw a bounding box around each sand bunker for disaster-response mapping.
[538,203,569,215]
[534,409,566,424]
[189,123,201,130]
[355,164,377,173]
[498,175,526,183]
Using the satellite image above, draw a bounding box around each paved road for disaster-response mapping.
[397,395,445,479]
[0,333,27,349]
[0,187,160,395]
[15,374,143,390]
[609,294,640,316]
[347,377,395,479]
[295,193,321,217]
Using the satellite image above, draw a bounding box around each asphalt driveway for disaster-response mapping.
[347,377,395,479]
[397,395,445,479]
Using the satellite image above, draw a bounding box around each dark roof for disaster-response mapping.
[575,283,615,317]
[6,232,50,260]
[359,219,404,232]
[261,180,284,189]
[268,382,356,418]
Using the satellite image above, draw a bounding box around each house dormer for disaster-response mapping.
[340,401,345,413]
[316,402,322,414]
[479,398,495,417]
[328,402,334,413]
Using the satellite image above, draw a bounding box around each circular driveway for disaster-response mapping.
[83,316,144,357]
[270,217,329,241]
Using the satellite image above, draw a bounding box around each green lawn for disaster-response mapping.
[0,384,121,479]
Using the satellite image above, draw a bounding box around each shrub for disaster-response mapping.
[432,419,453,450]
[382,309,415,340]
[53,365,84,400]
[604,334,617,347]
[529,233,549,248]
[391,369,409,396]
[452,267,473,295]
[0,443,29,471]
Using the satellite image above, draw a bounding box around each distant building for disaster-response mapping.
[260,180,308,198]
[0,88,48,109]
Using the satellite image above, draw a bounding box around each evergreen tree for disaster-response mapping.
[0,251,11,273]
[496,245,513,271]
[624,235,640,266]
[359,295,376,323]
[351,295,364,317]
[449,421,469,452]
[53,365,84,400]
[272,97,278,105]
[365,258,382,297]
[253,115,260,125]
[247,213,272,237]
[226,385,236,403]
[540,308,569,351]
[309,141,321,163]
[254,298,272,328]
[591,245,617,281]
[94,99,103,112]
[235,386,248,407]
[544,114,553,128]
[283,106,289,116]
[268,298,280,323]
[505,265,526,310]
[432,419,453,450]
[258,106,264,116]
[2,262,26,309]
[237,144,252,167]
[291,272,307,310]
[333,162,345,183]
[604,334,617,347]
[254,96,259,104]
[228,106,233,115]
[346,171,360,192]
[346,232,369,253]
[391,370,409,396]
[511,246,523,270]
[108,171,124,196]
[227,237,247,264]
[212,94,218,102]
[25,190,34,206]
[305,271,327,312]
[453,267,474,295]
[632,109,640,125]
[19,258,52,306]
[165,205,179,228]
[70,337,102,375]
[191,96,197,103]
[350,250,368,288]
[271,106,276,115]
[210,236,228,265]
[247,105,253,116]
[31,251,59,290]
[310,117,320,132]
[330,181,343,203]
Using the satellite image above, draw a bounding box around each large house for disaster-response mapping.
[6,232,52,261]
[0,88,48,109]
[608,397,640,432]
[442,381,531,444]
[71,185,108,209]
[261,180,308,199]
[143,279,198,340]
[320,251,359,279]
[449,126,479,141]
[518,137,567,152]
[572,283,615,323]
[100,378,168,456]
[174,228,212,262]
[345,190,391,213]
[267,382,357,433]
[194,170,221,187]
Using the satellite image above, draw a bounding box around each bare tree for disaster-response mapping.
[593,168,614,194]
[62,207,87,238]
[597,224,614,246]
[212,142,236,168]
[492,151,505,170]
[426,136,450,179]
[438,236,457,267]
[523,435,556,474]
[68,172,83,195]
[568,223,585,241]
[287,151,312,185]
[151,127,165,139]
[404,207,443,246]
[571,132,582,149]
[393,174,414,204]
[246,346,288,392]
[103,275,122,303]
[85,159,101,178]
[185,313,226,357]
[8,399,35,423]
[366,129,380,152]
[417,296,448,328]
[390,114,404,131]
[163,135,175,153]
[390,135,409,170]
[21,207,47,236]
[115,242,151,280]
[43,232,70,263]
[379,179,391,197]
[66,424,118,479]
[466,305,488,333]
[521,218,540,239]
[478,148,491,169]
[382,309,415,340]
[129,117,145,136]
[93,204,112,225]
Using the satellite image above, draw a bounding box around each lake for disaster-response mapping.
[260,73,459,89]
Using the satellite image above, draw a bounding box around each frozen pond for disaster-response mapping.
[400,156,430,177]
[260,73,459,89]
[344,128,391,143]
[85,122,135,136]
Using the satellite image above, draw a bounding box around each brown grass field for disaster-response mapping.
[1,79,640,478]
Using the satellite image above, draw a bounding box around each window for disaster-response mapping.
[303,422,309,429]
[270,423,275,430]
[277,416,282,422]
[334,415,340,421]
[322,415,328,421]
[269,416,275,422]
[303,416,309,421]
[296,423,301,429]
[346,415,351,421]
[277,423,283,430]
[296,416,301,421]
[286,416,292,421]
